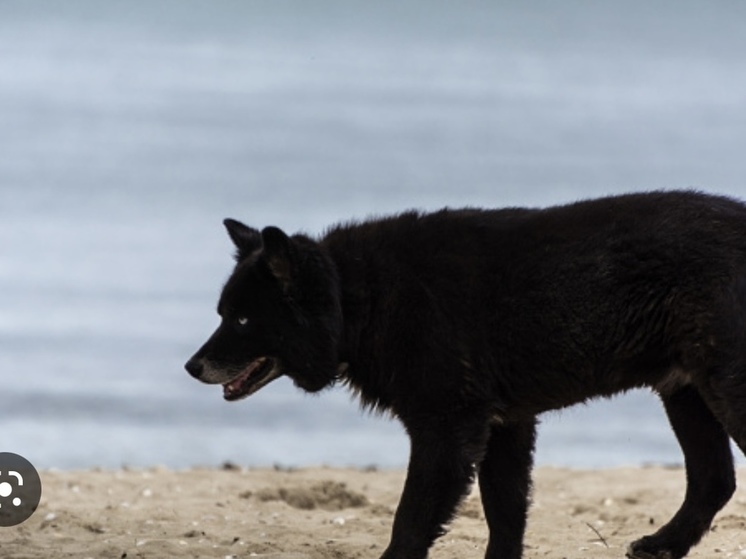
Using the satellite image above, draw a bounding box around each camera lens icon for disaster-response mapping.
[0,453,42,527]
[0,480,23,506]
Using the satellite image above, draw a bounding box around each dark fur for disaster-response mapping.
[186,190,746,559]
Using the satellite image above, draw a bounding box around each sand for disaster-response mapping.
[1,465,745,558]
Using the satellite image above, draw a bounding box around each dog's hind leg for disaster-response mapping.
[701,364,746,459]
[702,277,746,458]
[379,413,491,559]
[627,385,735,559]
[477,419,536,559]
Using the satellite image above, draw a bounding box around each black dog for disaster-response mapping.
[186,190,746,559]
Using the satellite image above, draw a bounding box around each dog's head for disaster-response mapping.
[185,219,342,401]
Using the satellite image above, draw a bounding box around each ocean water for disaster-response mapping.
[2,1,746,470]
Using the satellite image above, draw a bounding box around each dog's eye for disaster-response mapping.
[236,317,249,327]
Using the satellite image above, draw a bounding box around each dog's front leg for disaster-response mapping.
[478,420,537,559]
[380,415,490,559]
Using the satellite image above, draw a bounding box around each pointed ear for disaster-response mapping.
[223,218,262,261]
[261,226,293,293]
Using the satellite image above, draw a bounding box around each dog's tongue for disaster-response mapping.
[223,358,265,399]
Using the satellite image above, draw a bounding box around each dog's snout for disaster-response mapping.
[185,357,204,379]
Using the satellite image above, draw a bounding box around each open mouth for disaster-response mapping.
[222,357,281,401]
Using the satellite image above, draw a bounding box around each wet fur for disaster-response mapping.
[187,190,746,559]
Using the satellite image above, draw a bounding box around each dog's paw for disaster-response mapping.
[627,538,674,559]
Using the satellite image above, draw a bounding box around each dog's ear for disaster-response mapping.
[223,218,263,261]
[261,226,294,293]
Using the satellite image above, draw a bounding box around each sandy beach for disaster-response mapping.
[1,466,745,558]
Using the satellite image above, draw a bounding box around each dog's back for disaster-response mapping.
[323,190,746,417]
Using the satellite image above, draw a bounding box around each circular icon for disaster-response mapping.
[0,453,42,527]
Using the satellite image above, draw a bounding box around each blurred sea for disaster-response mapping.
[2,1,746,469]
